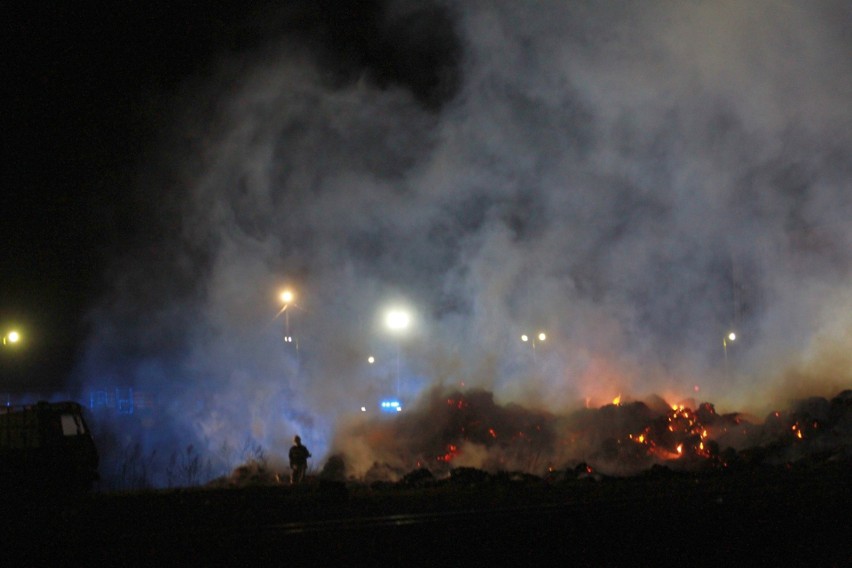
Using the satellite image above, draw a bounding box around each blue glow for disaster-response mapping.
[380,400,402,412]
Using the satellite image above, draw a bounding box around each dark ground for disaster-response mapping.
[4,458,851,567]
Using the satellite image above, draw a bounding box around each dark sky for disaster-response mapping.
[2,2,272,388]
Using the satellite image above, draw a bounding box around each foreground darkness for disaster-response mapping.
[5,457,850,566]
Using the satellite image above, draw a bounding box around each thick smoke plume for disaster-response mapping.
[75,1,852,486]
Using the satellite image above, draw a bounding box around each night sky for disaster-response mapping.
[4,2,231,387]
[4,1,441,389]
[3,1,851,483]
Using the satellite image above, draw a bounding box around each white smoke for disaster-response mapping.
[77,0,852,485]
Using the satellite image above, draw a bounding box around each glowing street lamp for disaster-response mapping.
[277,289,297,344]
[3,330,21,346]
[384,308,411,396]
[521,331,546,362]
[384,309,411,332]
[723,331,736,373]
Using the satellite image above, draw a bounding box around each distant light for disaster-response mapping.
[521,335,529,342]
[380,400,402,412]
[360,406,367,412]
[5,331,20,344]
[284,336,293,343]
[728,332,736,342]
[537,332,546,342]
[367,356,375,364]
[280,290,294,304]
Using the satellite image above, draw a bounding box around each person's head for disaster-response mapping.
[294,435,301,444]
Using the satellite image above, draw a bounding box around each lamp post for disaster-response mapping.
[384,309,411,397]
[277,289,300,348]
[521,331,546,362]
[723,331,736,374]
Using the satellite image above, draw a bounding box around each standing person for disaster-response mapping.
[289,435,311,485]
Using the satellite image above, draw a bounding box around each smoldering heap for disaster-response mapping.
[328,387,852,482]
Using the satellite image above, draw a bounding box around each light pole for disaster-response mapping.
[277,289,299,347]
[384,309,411,397]
[521,331,546,362]
[723,331,736,374]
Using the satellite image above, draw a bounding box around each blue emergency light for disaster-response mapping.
[380,400,403,412]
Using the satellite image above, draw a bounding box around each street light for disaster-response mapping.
[521,331,546,362]
[385,309,411,332]
[277,289,297,344]
[384,308,411,396]
[723,331,736,374]
[3,330,21,346]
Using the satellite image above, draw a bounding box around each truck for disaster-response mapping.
[0,401,99,492]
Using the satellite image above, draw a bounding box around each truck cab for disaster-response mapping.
[0,401,99,492]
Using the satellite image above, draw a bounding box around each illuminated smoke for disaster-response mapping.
[75,1,851,486]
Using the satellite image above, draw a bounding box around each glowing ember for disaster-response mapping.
[437,443,459,462]
[375,387,852,481]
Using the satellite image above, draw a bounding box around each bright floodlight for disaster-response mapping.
[538,332,546,342]
[728,332,736,342]
[385,309,411,331]
[4,330,20,345]
[280,290,294,304]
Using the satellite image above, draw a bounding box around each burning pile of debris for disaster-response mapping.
[333,388,852,482]
[208,459,283,488]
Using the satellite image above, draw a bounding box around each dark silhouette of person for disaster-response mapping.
[289,435,311,485]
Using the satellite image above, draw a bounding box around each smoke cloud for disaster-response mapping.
[75,0,852,485]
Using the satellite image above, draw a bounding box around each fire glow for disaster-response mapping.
[337,387,851,481]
